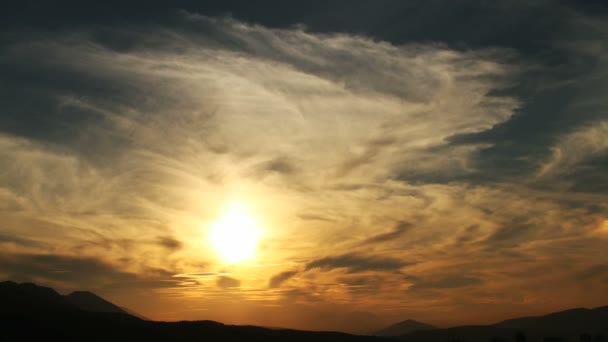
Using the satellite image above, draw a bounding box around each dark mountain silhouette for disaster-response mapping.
[65,290,128,314]
[120,305,150,320]
[396,307,608,342]
[2,280,607,342]
[0,281,386,342]
[0,280,76,314]
[66,291,150,321]
[495,307,608,334]
[374,319,436,336]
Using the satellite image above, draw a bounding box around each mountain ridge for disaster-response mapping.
[2,280,608,342]
[65,290,129,314]
[374,319,436,337]
[0,280,385,342]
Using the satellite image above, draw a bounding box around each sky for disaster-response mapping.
[1,0,608,334]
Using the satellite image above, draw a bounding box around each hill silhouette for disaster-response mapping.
[396,307,608,342]
[374,319,436,336]
[65,290,129,314]
[1,281,607,342]
[495,307,608,334]
[0,280,76,314]
[0,281,386,342]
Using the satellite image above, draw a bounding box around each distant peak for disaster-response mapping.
[15,282,62,298]
[374,319,436,337]
[67,290,100,298]
[65,290,127,314]
[392,319,434,326]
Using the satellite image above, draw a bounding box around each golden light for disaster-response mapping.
[208,202,262,264]
[599,220,608,234]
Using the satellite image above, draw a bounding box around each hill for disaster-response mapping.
[397,307,608,342]
[2,280,607,342]
[374,319,436,337]
[65,290,129,314]
[0,280,386,342]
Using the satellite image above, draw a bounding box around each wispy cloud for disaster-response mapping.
[269,270,299,288]
[539,121,608,177]
[216,276,241,289]
[306,253,412,273]
[0,5,607,331]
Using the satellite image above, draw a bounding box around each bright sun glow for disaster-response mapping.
[208,202,262,264]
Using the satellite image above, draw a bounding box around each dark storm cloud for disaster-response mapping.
[216,276,241,289]
[306,253,411,273]
[268,270,298,288]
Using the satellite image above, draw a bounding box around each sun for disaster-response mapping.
[208,202,262,264]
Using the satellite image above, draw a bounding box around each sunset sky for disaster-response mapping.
[1,0,608,334]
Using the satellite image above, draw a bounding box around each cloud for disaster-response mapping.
[579,264,608,280]
[216,276,241,289]
[362,221,412,244]
[0,233,42,248]
[0,15,520,186]
[538,121,608,178]
[305,253,411,273]
[409,275,483,291]
[1,5,608,329]
[446,9,608,191]
[173,272,220,278]
[0,13,522,286]
[155,236,183,252]
[260,157,299,175]
[268,271,298,288]
[483,220,534,250]
[0,252,175,290]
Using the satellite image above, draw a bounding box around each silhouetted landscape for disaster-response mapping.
[374,319,437,337]
[1,281,606,342]
[1,1,608,341]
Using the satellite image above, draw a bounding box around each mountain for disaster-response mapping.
[0,280,146,319]
[397,307,608,342]
[120,305,150,320]
[0,280,386,342]
[0,280,77,314]
[494,306,608,336]
[374,319,436,337]
[65,290,128,314]
[2,280,608,342]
